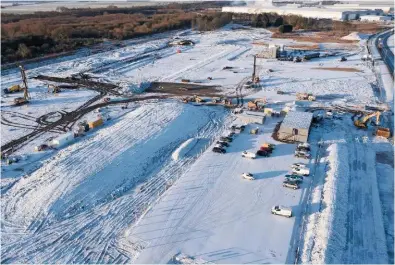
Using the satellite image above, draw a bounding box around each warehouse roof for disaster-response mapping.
[281,111,313,130]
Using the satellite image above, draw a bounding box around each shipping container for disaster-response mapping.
[88,118,103,129]
[51,132,74,147]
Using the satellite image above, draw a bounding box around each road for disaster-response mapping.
[377,31,394,78]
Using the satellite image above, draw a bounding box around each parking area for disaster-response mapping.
[127,115,314,264]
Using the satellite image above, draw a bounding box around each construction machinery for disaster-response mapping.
[181,95,205,103]
[3,84,24,94]
[296,92,315,101]
[13,65,30,106]
[354,111,381,129]
[374,127,391,138]
[247,98,267,111]
[4,65,29,97]
[250,128,259,134]
[47,84,61,94]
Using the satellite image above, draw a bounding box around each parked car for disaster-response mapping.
[292,167,310,176]
[216,141,229,147]
[283,180,299,190]
[212,147,226,153]
[260,146,273,153]
[242,172,255,180]
[214,144,225,149]
[220,136,232,143]
[285,174,303,183]
[242,151,256,159]
[225,132,235,138]
[297,143,310,151]
[295,150,311,159]
[291,163,307,169]
[256,150,270,157]
[271,205,292,218]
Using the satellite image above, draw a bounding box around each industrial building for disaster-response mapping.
[222,5,385,21]
[278,111,313,142]
[237,112,266,124]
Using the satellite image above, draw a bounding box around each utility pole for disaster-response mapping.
[252,55,256,81]
[19,65,29,100]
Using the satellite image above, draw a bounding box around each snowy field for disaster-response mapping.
[1,25,393,263]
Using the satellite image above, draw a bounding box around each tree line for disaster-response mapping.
[1,2,230,64]
[1,2,372,64]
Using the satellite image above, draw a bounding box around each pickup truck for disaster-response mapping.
[242,151,256,159]
[271,205,292,218]
[292,167,310,176]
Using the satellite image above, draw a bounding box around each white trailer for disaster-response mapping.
[51,132,74,147]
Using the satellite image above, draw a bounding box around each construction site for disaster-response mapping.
[1,23,394,264]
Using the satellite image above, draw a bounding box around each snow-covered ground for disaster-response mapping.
[1,25,393,264]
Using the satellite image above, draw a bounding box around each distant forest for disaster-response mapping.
[1,2,231,64]
[1,2,381,64]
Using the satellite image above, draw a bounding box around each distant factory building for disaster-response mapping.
[360,15,392,21]
[278,111,313,142]
[222,6,385,21]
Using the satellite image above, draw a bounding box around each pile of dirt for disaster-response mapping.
[341,32,369,41]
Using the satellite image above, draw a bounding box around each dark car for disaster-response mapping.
[216,141,229,147]
[220,136,232,143]
[296,146,310,152]
[212,147,226,153]
[256,150,270,157]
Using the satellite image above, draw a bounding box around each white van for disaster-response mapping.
[242,151,256,159]
[271,205,292,218]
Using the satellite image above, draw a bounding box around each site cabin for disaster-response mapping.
[278,111,313,143]
[51,132,74,147]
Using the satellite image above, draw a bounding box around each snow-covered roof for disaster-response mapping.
[281,111,313,130]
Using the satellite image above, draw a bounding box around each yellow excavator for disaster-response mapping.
[247,98,267,111]
[354,111,381,129]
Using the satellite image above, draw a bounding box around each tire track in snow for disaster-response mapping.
[1,103,228,263]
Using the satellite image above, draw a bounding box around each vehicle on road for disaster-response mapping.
[295,150,310,159]
[242,151,256,159]
[285,174,303,183]
[242,172,255,180]
[283,179,300,190]
[212,147,226,153]
[292,167,310,176]
[291,163,307,169]
[271,205,292,218]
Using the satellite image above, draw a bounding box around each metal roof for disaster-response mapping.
[281,111,313,130]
